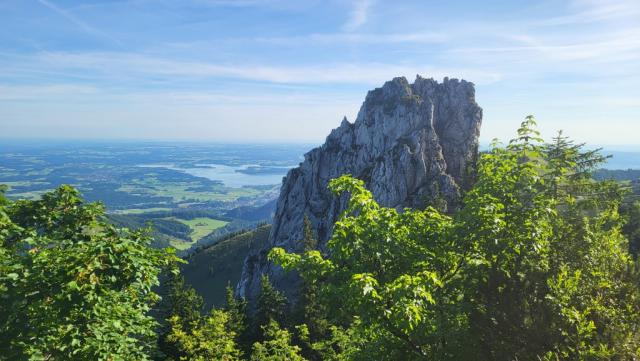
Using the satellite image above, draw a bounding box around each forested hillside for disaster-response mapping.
[181,225,271,308]
[2,119,640,360]
[107,208,268,252]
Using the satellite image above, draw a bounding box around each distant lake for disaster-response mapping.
[140,163,295,188]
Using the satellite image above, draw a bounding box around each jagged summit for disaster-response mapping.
[237,75,483,304]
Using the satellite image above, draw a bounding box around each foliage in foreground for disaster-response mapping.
[271,117,640,360]
[3,117,640,360]
[0,185,181,360]
[165,309,243,361]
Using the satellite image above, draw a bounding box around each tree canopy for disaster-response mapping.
[2,117,640,360]
[271,117,640,360]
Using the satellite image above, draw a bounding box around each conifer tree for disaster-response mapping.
[298,216,330,340]
[302,215,317,252]
[253,275,288,341]
[166,272,204,329]
[159,272,205,359]
[250,320,307,361]
[165,309,243,361]
[226,283,247,337]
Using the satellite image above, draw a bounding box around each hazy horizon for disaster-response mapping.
[1,0,639,144]
[3,137,640,153]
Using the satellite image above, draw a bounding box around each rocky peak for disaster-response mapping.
[237,75,483,304]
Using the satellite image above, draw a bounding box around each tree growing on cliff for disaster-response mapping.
[302,215,317,252]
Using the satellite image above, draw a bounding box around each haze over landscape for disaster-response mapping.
[3,1,640,360]
[0,0,638,144]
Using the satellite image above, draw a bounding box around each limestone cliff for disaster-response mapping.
[237,75,483,304]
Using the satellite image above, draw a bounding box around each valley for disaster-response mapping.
[0,141,310,252]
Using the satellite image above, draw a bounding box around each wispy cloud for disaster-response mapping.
[36,0,121,45]
[451,27,640,64]
[440,0,640,75]
[0,84,98,101]
[2,0,639,142]
[512,30,640,62]
[0,83,357,107]
[192,0,277,7]
[254,31,447,45]
[23,51,501,85]
[534,0,640,26]
[342,0,373,32]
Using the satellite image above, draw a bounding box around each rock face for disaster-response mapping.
[237,75,482,304]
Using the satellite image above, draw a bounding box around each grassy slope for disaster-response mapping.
[169,239,192,251]
[167,217,229,250]
[113,207,173,214]
[181,224,271,308]
[176,217,229,241]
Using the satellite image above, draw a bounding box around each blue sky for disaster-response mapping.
[0,0,638,145]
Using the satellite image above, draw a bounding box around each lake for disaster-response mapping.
[139,163,296,188]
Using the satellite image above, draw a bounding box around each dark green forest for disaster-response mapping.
[2,118,640,360]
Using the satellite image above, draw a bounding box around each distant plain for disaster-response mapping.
[1,140,637,251]
[0,141,311,251]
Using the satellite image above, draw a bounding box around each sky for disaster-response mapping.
[0,0,638,145]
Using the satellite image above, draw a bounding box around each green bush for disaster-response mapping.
[0,185,180,360]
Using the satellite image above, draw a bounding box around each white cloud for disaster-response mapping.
[3,0,639,143]
[452,27,640,64]
[535,0,640,26]
[8,51,501,86]
[193,0,276,6]
[439,2,640,79]
[342,0,373,32]
[254,31,447,45]
[0,84,98,101]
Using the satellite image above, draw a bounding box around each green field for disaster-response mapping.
[167,217,229,250]
[169,238,193,251]
[117,177,261,204]
[0,143,294,253]
[180,217,229,240]
[113,207,173,214]
[0,143,297,216]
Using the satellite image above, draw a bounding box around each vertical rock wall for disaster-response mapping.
[237,75,483,304]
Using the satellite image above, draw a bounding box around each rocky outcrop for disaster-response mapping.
[237,75,483,304]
